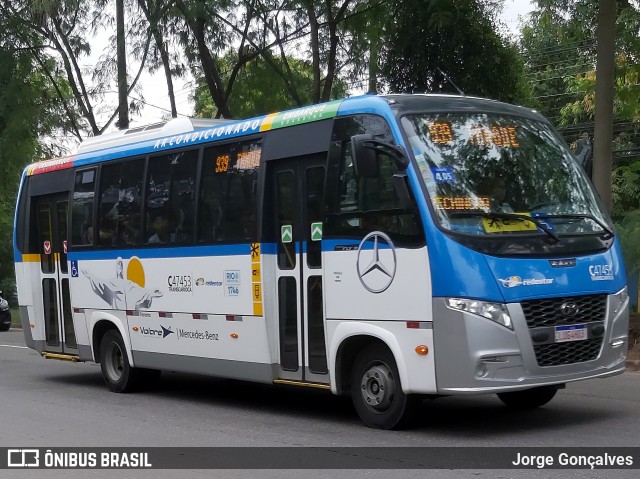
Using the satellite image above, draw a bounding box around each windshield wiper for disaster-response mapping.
[449,212,560,242]
[531,213,614,238]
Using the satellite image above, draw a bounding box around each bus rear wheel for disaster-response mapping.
[497,386,558,410]
[100,329,142,393]
[350,344,419,429]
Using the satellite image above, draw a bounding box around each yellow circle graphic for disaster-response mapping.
[126,257,145,287]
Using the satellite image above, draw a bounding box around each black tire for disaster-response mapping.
[99,329,142,393]
[0,311,11,331]
[350,343,419,429]
[497,386,558,410]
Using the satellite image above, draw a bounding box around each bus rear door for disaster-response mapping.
[32,193,77,354]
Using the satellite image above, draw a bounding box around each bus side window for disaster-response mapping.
[71,169,96,247]
[198,139,261,243]
[145,149,198,244]
[325,115,424,245]
[97,159,144,247]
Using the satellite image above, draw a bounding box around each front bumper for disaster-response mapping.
[432,294,629,394]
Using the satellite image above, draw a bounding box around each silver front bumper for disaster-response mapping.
[432,294,629,394]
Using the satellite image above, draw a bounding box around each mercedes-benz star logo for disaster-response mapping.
[356,231,397,293]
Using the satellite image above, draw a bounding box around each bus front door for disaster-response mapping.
[33,194,76,354]
[271,156,329,384]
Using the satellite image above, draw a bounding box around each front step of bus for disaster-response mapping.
[41,352,83,362]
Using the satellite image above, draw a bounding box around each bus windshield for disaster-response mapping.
[401,113,611,240]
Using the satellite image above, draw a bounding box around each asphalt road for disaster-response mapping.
[1,328,639,479]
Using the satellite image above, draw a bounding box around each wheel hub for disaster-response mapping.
[105,342,124,383]
[360,363,395,411]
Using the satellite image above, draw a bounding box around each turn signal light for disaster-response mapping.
[415,345,429,356]
[230,333,238,339]
[132,326,139,332]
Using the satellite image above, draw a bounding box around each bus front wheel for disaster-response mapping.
[350,344,419,429]
[497,386,558,410]
[99,329,142,393]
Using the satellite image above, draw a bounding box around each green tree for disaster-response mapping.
[521,0,640,215]
[559,3,640,126]
[137,0,185,118]
[0,32,70,298]
[519,0,597,119]
[379,0,530,104]
[193,55,347,119]
[2,0,153,136]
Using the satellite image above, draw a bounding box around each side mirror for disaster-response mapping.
[351,134,410,177]
[351,134,378,178]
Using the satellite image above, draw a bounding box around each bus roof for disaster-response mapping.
[381,93,546,122]
[77,117,233,155]
[24,94,543,177]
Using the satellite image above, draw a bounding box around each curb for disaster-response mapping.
[626,360,640,372]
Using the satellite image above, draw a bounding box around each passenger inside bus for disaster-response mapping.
[147,211,173,243]
[98,219,116,245]
[478,176,514,213]
[121,223,140,245]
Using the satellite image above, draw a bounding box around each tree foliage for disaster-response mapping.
[193,54,347,118]
[520,0,640,216]
[0,24,71,298]
[379,0,530,104]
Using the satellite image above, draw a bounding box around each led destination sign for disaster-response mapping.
[426,121,521,149]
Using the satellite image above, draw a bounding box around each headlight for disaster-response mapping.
[445,298,513,330]
[0,298,8,310]
[610,286,628,314]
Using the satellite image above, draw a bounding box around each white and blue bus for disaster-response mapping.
[14,94,629,429]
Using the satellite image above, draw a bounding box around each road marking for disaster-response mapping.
[0,344,28,349]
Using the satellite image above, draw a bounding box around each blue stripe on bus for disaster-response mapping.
[12,170,28,263]
[260,243,277,255]
[68,243,261,261]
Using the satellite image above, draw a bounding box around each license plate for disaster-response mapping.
[555,324,587,343]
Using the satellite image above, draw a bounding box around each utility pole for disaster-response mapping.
[116,0,129,129]
[592,0,616,212]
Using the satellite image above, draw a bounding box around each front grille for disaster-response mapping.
[521,294,607,328]
[533,338,603,366]
[522,294,607,367]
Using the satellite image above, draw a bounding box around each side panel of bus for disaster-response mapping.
[320,114,437,394]
[67,140,276,382]
[17,108,437,395]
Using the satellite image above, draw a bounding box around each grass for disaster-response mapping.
[9,307,20,328]
[628,312,640,362]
